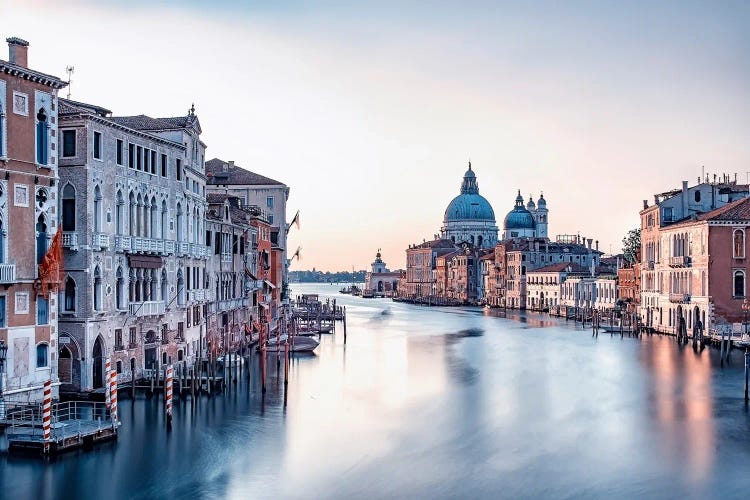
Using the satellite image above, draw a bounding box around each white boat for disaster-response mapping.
[261,335,319,353]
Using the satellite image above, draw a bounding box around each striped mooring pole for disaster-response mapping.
[104,358,112,409]
[110,366,118,425]
[165,364,173,430]
[42,379,52,453]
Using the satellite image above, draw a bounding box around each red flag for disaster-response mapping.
[36,226,63,296]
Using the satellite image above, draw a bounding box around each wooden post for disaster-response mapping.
[284,335,289,386]
[165,365,173,431]
[343,307,347,344]
[744,349,749,402]
[261,328,267,393]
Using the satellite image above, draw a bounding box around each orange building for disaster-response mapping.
[1,38,67,406]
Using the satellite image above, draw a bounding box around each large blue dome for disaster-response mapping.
[504,191,536,230]
[443,162,496,222]
[444,193,496,222]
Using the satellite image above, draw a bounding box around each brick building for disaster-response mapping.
[0,38,67,406]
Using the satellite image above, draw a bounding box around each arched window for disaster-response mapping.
[176,203,183,241]
[150,196,158,239]
[734,270,745,298]
[116,190,124,235]
[161,200,168,239]
[36,108,48,165]
[733,229,744,258]
[477,235,483,247]
[36,215,47,265]
[136,193,143,237]
[129,192,137,236]
[193,207,199,244]
[177,269,185,306]
[36,343,49,368]
[116,267,125,309]
[161,268,168,302]
[695,190,701,203]
[94,185,102,233]
[93,265,102,311]
[0,218,5,264]
[62,184,76,231]
[63,276,76,312]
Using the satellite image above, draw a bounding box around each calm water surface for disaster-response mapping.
[3,283,750,499]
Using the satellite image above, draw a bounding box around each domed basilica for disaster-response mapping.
[440,163,499,247]
[439,163,549,246]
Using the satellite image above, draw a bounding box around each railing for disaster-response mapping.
[178,242,190,256]
[669,293,690,303]
[191,243,208,258]
[128,300,165,317]
[132,237,163,254]
[164,240,175,254]
[115,235,132,252]
[669,256,690,268]
[6,401,115,440]
[0,263,16,283]
[218,297,248,312]
[114,344,125,351]
[93,233,110,249]
[62,232,78,249]
[221,252,232,263]
[189,289,206,302]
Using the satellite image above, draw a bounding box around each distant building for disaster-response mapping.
[403,239,455,299]
[526,263,588,312]
[364,250,401,296]
[503,191,548,240]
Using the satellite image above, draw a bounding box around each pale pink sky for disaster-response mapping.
[4,0,749,271]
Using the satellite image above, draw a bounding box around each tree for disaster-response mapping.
[622,228,641,265]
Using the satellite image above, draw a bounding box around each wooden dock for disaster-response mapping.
[5,401,119,455]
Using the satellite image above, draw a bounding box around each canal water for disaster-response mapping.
[3,283,750,499]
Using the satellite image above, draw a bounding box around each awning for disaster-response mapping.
[259,303,269,309]
[128,255,164,269]
[264,280,276,289]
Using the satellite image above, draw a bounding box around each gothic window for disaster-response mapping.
[36,108,48,165]
[116,267,125,309]
[93,131,102,160]
[129,192,137,236]
[116,190,124,235]
[62,184,76,231]
[93,265,102,311]
[734,270,745,298]
[176,203,183,241]
[0,218,5,264]
[733,229,745,258]
[37,295,48,325]
[94,185,102,233]
[161,268,168,302]
[0,101,5,157]
[161,200,168,239]
[36,215,47,265]
[177,269,185,306]
[63,276,76,312]
[150,196,158,239]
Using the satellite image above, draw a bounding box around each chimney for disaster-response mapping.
[643,200,648,209]
[682,180,688,217]
[587,238,593,249]
[595,240,599,251]
[7,37,29,68]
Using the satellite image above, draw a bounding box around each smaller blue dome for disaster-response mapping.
[504,191,537,230]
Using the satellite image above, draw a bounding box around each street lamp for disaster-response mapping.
[0,339,7,420]
[743,299,750,338]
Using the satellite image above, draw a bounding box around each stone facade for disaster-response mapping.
[57,99,209,392]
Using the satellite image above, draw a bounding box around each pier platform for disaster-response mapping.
[5,401,118,455]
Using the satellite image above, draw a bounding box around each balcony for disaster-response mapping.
[93,233,110,249]
[218,297,248,312]
[669,293,690,304]
[128,300,166,317]
[190,243,208,258]
[62,232,78,249]
[221,252,232,263]
[178,241,190,256]
[164,240,175,254]
[132,237,164,254]
[115,235,132,252]
[0,263,16,284]
[668,256,690,268]
[189,289,206,302]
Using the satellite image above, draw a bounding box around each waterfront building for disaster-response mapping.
[640,177,750,334]
[205,194,260,355]
[526,263,588,312]
[0,38,67,405]
[57,98,209,392]
[440,163,498,248]
[402,238,455,299]
[205,159,289,301]
[364,250,401,297]
[250,210,275,332]
[593,274,618,312]
[617,263,640,313]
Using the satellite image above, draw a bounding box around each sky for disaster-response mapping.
[3,0,749,271]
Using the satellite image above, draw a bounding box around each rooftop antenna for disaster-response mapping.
[65,65,74,99]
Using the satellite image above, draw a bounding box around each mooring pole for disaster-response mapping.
[744,348,749,402]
